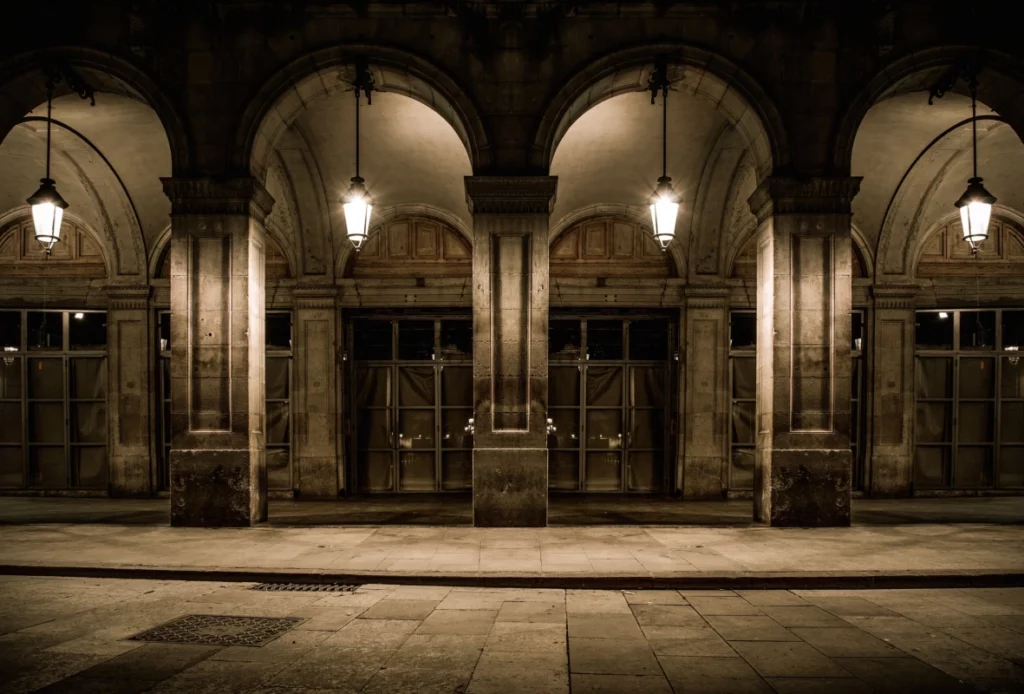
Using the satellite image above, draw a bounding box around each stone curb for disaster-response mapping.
[1,564,1022,590]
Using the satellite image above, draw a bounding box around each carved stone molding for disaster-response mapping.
[872,283,920,310]
[161,177,275,222]
[685,284,730,309]
[105,285,151,310]
[293,286,338,310]
[465,176,558,215]
[748,176,862,225]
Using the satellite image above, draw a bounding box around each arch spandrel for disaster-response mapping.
[550,215,676,279]
[913,211,1024,279]
[346,215,471,279]
[0,211,110,279]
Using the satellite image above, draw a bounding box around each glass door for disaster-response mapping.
[350,317,473,493]
[548,316,672,493]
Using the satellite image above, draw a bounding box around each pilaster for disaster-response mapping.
[105,285,152,497]
[681,284,730,499]
[162,177,274,527]
[747,176,861,526]
[869,283,919,497]
[293,285,340,499]
[465,176,557,527]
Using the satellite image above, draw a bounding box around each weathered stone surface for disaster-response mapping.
[170,449,265,527]
[756,449,852,527]
[473,448,548,527]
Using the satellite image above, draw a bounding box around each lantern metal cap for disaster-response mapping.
[954,176,996,209]
[26,178,69,209]
[652,175,679,202]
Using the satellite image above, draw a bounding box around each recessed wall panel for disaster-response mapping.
[492,233,530,431]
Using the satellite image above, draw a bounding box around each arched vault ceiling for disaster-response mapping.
[853,91,1024,276]
[550,90,749,266]
[279,90,473,269]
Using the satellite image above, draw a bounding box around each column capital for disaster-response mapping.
[464,176,558,214]
[748,176,862,224]
[293,285,339,310]
[684,284,730,309]
[872,283,920,309]
[104,284,151,310]
[161,177,275,222]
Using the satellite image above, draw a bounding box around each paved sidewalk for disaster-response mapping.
[1,518,1023,586]
[2,577,1024,693]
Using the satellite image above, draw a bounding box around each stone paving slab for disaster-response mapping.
[2,578,1023,693]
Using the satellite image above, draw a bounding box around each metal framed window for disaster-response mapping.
[548,315,674,493]
[728,310,866,490]
[348,315,473,493]
[914,308,1024,489]
[0,309,107,490]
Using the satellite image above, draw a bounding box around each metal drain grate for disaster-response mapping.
[251,582,361,593]
[131,615,301,647]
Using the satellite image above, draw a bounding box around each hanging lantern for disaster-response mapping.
[28,177,68,252]
[955,176,995,250]
[343,176,372,251]
[647,58,678,251]
[345,59,375,250]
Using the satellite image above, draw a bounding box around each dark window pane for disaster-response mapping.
[1001,357,1024,399]
[851,312,864,352]
[399,452,435,491]
[916,403,951,443]
[267,402,289,444]
[398,320,434,360]
[30,447,66,488]
[732,402,755,445]
[584,451,621,491]
[955,447,993,487]
[357,450,393,492]
[549,366,580,407]
[29,358,64,399]
[399,410,434,449]
[731,448,755,489]
[548,409,579,449]
[998,447,1024,487]
[442,451,472,491]
[1001,403,1024,443]
[69,312,106,350]
[549,451,580,490]
[267,448,291,490]
[1003,310,1024,351]
[631,366,666,408]
[357,409,391,449]
[399,367,434,407]
[30,403,65,443]
[442,409,474,449]
[733,358,756,400]
[0,403,22,443]
[0,446,24,487]
[266,313,292,350]
[916,358,953,399]
[442,367,472,407]
[915,311,953,350]
[586,410,622,448]
[0,311,20,350]
[354,367,390,408]
[159,312,171,352]
[0,357,22,399]
[440,321,472,361]
[959,358,994,399]
[630,409,664,448]
[629,320,668,360]
[958,403,993,443]
[587,320,623,360]
[586,366,622,407]
[915,447,949,488]
[627,450,664,492]
[960,311,996,350]
[731,313,756,350]
[27,312,62,350]
[549,320,581,360]
[71,403,106,443]
[73,447,107,489]
[353,320,392,361]
[266,357,289,400]
[70,358,106,399]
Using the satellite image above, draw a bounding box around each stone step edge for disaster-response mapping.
[0,564,1021,590]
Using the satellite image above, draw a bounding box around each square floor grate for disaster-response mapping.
[130,614,302,647]
[250,582,360,593]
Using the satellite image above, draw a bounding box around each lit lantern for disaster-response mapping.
[647,59,678,251]
[27,177,68,252]
[344,59,375,251]
[955,176,995,252]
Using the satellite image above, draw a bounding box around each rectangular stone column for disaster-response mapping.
[465,176,557,527]
[747,177,860,526]
[869,284,918,496]
[681,286,730,499]
[293,286,339,499]
[162,177,274,527]
[105,285,153,497]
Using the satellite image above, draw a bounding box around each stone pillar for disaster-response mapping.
[868,284,918,497]
[293,286,339,499]
[681,285,730,499]
[465,176,557,527]
[105,285,153,497]
[162,177,274,527]
[747,177,861,526]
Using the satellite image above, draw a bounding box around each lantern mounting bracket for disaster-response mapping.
[352,57,374,105]
[648,56,670,105]
[928,52,982,106]
[43,58,96,106]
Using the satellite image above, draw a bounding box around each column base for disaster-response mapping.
[682,456,725,499]
[109,455,152,498]
[170,449,267,527]
[755,449,851,527]
[296,456,339,499]
[473,448,547,527]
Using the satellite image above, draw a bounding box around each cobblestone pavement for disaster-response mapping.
[1,577,1023,693]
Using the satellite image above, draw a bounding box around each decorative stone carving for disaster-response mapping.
[872,284,919,309]
[465,176,558,214]
[748,177,863,224]
[105,285,151,310]
[161,177,275,222]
